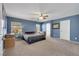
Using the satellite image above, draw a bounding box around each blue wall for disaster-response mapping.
[41,23,46,32]
[7,14,79,42]
[51,20,60,38]
[70,15,79,42]
[7,16,41,33]
[41,14,79,42]
[51,29,60,38]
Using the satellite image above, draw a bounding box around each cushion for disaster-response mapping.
[25,32,35,34]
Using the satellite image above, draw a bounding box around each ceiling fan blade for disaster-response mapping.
[31,13,38,15]
[44,15,48,17]
[42,14,48,17]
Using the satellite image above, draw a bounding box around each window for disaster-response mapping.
[11,22,22,34]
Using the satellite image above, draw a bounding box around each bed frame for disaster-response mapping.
[23,32,46,44]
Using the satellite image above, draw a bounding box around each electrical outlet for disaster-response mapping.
[75,37,77,40]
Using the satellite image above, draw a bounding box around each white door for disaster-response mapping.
[0,20,3,56]
[36,24,40,32]
[60,20,70,40]
[46,23,51,38]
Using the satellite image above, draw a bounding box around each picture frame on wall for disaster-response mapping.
[52,23,60,29]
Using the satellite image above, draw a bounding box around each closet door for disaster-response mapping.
[60,20,70,40]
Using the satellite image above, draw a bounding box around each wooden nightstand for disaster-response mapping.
[4,34,15,49]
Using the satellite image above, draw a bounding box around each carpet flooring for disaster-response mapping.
[3,38,79,56]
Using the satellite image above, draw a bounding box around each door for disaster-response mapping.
[0,19,3,56]
[60,20,70,40]
[36,24,40,32]
[46,23,51,38]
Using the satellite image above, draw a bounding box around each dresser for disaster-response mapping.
[4,34,15,49]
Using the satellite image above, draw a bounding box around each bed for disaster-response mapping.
[23,32,46,44]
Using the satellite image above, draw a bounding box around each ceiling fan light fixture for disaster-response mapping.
[39,16,43,20]
[39,16,46,20]
[31,11,48,20]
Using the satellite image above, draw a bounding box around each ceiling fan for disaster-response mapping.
[30,11,48,20]
[39,12,48,19]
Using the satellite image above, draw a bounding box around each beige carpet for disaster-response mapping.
[3,38,79,56]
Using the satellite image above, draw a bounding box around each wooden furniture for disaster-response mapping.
[4,34,15,49]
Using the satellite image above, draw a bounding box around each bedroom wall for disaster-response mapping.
[41,14,79,42]
[7,16,41,33]
[6,14,79,42]
[51,20,60,38]
[51,15,79,42]
[70,16,79,42]
[41,23,46,32]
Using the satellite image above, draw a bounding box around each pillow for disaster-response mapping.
[39,32,44,34]
[25,32,35,34]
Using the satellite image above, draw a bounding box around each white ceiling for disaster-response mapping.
[4,3,79,22]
